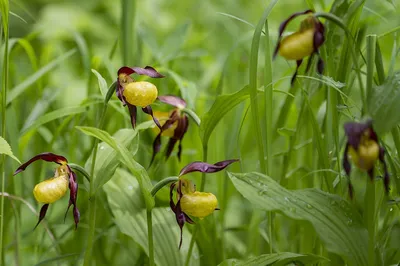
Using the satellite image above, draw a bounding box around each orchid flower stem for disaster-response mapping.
[366,34,377,266]
[185,145,208,266]
[147,209,155,266]
[83,104,108,266]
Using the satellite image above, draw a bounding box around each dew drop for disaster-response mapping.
[306,204,313,209]
[128,185,133,190]
[347,219,353,226]
[99,145,105,150]
[389,207,393,212]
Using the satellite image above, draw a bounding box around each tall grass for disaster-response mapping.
[0,0,399,265]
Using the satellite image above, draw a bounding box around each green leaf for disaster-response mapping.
[104,169,200,266]
[228,172,368,266]
[21,105,87,135]
[369,71,400,135]
[7,49,76,105]
[0,136,20,163]
[200,85,250,145]
[84,128,138,192]
[77,125,155,209]
[218,252,328,266]
[91,69,108,96]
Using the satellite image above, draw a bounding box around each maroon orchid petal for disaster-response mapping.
[344,120,375,149]
[142,105,162,130]
[166,139,179,160]
[131,66,165,78]
[127,103,137,129]
[166,115,189,160]
[379,147,390,194]
[64,168,79,228]
[14,153,68,175]
[34,204,49,229]
[118,66,135,76]
[117,66,165,78]
[158,95,187,108]
[150,112,179,165]
[169,183,177,211]
[313,21,325,51]
[273,9,314,59]
[73,206,80,230]
[179,159,239,177]
[116,81,127,105]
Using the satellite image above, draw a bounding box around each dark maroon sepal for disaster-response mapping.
[158,95,187,108]
[14,152,68,175]
[117,66,165,78]
[179,159,239,177]
[379,147,390,194]
[142,105,162,130]
[116,81,126,105]
[344,120,375,149]
[127,103,137,129]
[34,204,49,230]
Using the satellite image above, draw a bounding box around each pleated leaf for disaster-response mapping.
[77,125,155,209]
[218,252,328,266]
[85,128,138,192]
[369,71,400,135]
[104,169,200,266]
[228,172,368,266]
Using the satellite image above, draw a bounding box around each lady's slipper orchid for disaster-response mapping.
[14,153,80,229]
[170,159,238,248]
[117,66,165,129]
[273,9,325,85]
[151,95,189,164]
[343,120,390,198]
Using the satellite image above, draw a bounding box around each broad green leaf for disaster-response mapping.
[7,49,76,105]
[21,106,87,135]
[218,252,328,266]
[369,71,400,135]
[104,169,200,266]
[91,69,108,96]
[228,172,368,266]
[200,85,250,145]
[77,126,155,209]
[85,128,138,192]
[0,136,20,163]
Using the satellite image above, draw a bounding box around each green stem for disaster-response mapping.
[121,0,135,65]
[147,209,154,266]
[0,4,9,264]
[366,35,377,114]
[264,19,273,254]
[185,145,208,266]
[151,176,178,197]
[366,179,376,266]
[83,104,108,266]
[365,34,377,266]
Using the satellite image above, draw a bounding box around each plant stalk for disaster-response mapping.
[83,104,108,266]
[0,3,9,264]
[147,209,154,266]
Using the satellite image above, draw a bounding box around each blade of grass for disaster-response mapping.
[0,0,9,263]
[7,49,76,105]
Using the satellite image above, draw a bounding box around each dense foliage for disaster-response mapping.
[0,0,399,265]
